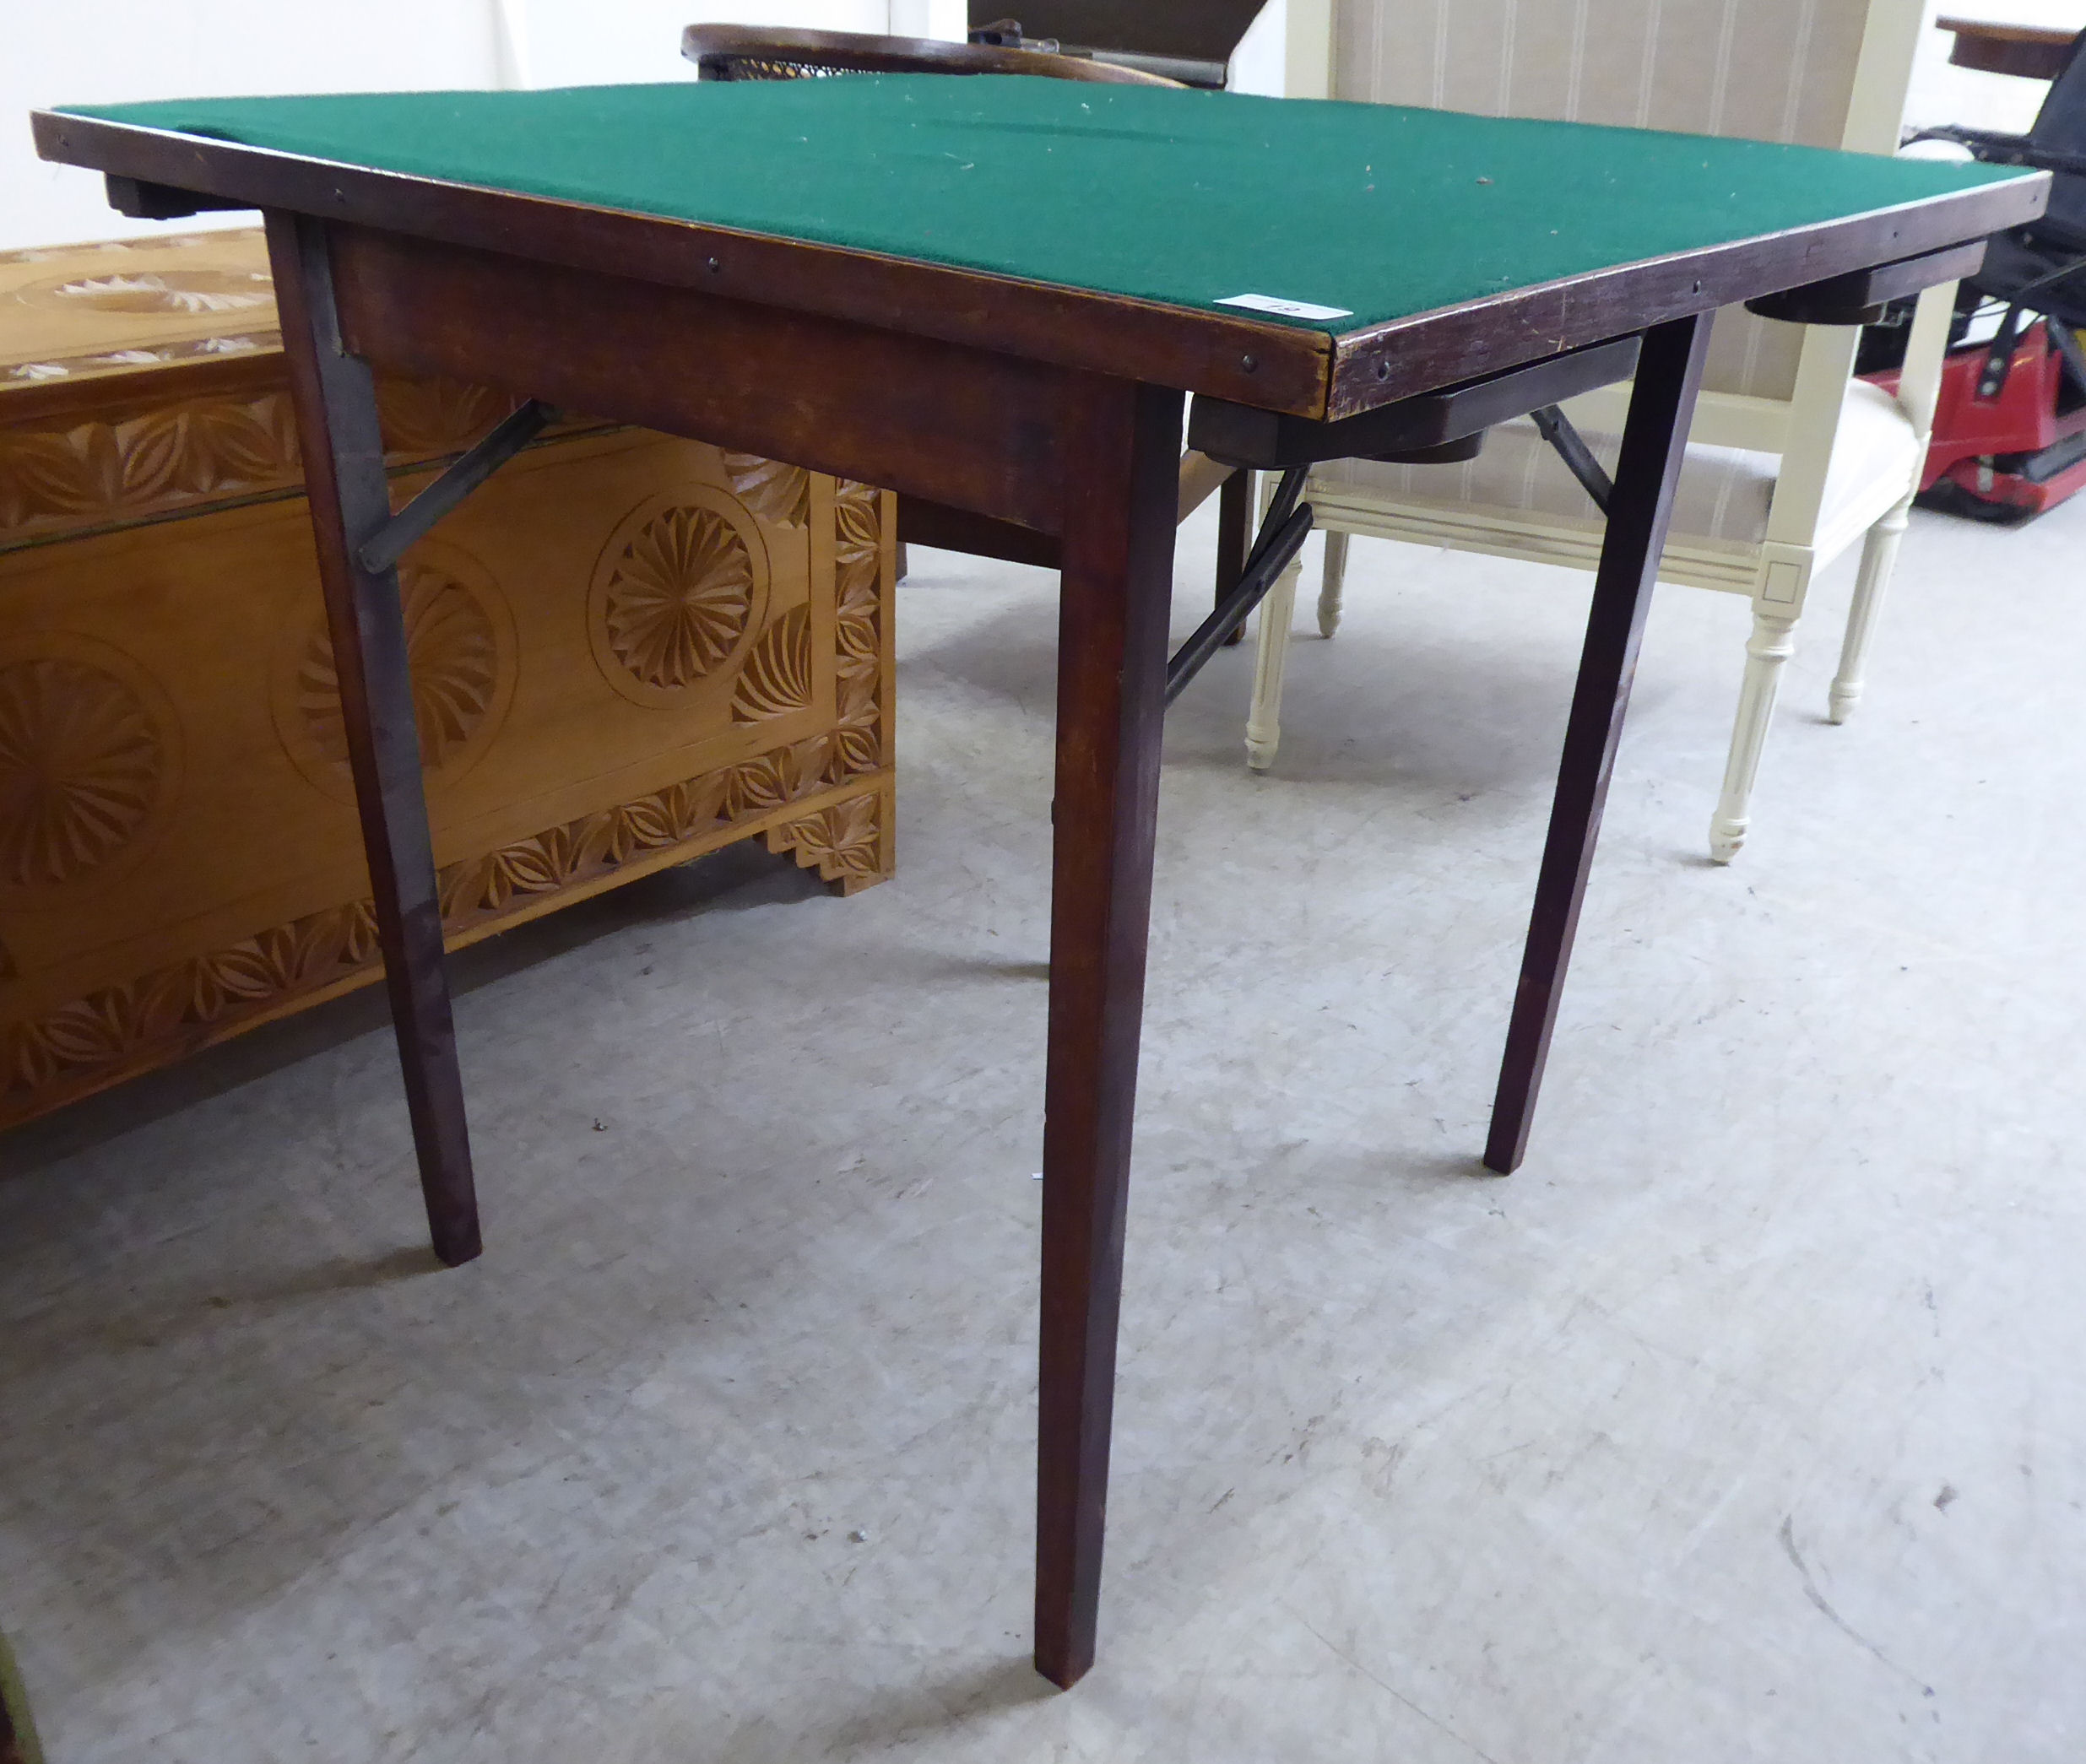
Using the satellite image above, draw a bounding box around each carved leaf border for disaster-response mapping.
[1,376,604,547]
[0,480,890,1109]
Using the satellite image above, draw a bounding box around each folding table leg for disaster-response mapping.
[1215,464,1250,645]
[1483,313,1713,1176]
[1033,378,1184,1688]
[264,212,483,1266]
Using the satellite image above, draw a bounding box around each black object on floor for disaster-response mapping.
[0,1627,43,1764]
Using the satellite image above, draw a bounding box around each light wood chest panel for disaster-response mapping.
[0,231,894,1130]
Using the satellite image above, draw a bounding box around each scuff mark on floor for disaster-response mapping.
[1778,1515,1932,1696]
[1288,1606,1506,1764]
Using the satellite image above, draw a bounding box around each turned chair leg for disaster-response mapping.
[1245,557,1302,771]
[1709,604,1800,864]
[1830,496,1910,725]
[1318,529,1350,636]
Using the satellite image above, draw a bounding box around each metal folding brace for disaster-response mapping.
[1165,465,1313,706]
[355,398,558,574]
[1531,404,1615,513]
[1162,399,1611,709]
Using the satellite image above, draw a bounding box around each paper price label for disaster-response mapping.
[1216,293,1355,321]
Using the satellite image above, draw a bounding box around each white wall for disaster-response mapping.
[1,0,964,252]
[1904,0,2082,133]
[1231,0,1288,98]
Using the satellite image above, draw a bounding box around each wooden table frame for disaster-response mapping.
[31,106,2045,1689]
[1937,15,2079,83]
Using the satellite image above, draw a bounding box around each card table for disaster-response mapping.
[33,76,2045,1686]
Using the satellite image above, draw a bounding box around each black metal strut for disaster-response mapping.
[1165,466,1313,705]
[355,398,557,574]
[1531,404,1615,513]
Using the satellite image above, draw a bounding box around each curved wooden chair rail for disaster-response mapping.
[679,24,1183,87]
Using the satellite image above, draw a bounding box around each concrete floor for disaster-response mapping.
[4,488,2084,1762]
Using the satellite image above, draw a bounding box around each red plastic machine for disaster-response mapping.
[1866,27,2086,521]
[1871,317,2086,520]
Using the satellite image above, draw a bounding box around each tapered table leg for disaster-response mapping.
[1483,314,1713,1176]
[1033,378,1184,1688]
[1215,464,1249,644]
[265,212,483,1265]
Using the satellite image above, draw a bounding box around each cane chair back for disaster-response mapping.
[681,24,1179,87]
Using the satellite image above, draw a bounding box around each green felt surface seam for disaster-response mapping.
[67,78,2032,335]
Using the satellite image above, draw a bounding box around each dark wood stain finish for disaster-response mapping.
[24,95,2056,1692]
[897,495,1064,567]
[1744,240,1989,325]
[327,225,1071,532]
[30,114,1325,418]
[1033,376,1184,1689]
[34,112,2045,426]
[0,1666,20,1764]
[1323,182,2047,416]
[1482,313,1714,1176]
[1192,336,1641,466]
[1213,467,1250,641]
[1938,15,2078,82]
[263,213,483,1265]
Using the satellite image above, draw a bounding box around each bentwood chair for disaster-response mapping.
[1254,0,1957,863]
[679,27,1245,574]
[681,24,1177,86]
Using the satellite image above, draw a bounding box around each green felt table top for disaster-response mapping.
[64,78,2035,337]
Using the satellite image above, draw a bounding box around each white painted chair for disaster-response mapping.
[1254,0,1955,862]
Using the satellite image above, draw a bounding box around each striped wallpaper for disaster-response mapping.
[1333,0,1880,400]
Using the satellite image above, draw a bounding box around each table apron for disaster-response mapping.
[325,221,1072,534]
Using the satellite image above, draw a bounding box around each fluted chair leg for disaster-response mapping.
[1318,529,1350,636]
[1710,606,1800,864]
[1830,496,1910,726]
[1245,558,1302,771]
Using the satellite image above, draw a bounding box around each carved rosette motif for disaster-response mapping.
[0,472,890,1122]
[606,506,751,686]
[588,487,771,708]
[296,564,501,774]
[0,657,166,890]
[275,546,515,801]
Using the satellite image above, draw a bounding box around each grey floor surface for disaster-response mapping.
[3,490,2083,1762]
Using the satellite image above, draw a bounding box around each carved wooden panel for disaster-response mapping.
[0,234,895,1132]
